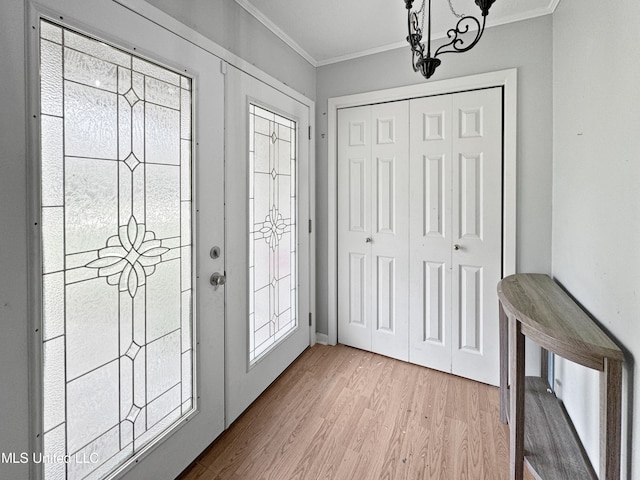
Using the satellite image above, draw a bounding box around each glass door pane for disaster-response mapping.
[39,19,194,479]
[248,104,298,363]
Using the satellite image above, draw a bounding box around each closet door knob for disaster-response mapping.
[365,237,373,243]
[453,244,461,251]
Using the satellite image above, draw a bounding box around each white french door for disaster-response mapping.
[224,66,311,425]
[33,1,225,478]
[337,87,503,386]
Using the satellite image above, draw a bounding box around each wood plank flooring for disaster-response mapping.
[179,344,520,480]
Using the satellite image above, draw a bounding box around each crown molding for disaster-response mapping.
[481,0,561,32]
[549,0,562,13]
[316,40,408,67]
[233,0,318,67]
[235,0,561,68]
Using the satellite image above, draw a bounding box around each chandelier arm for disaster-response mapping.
[407,3,427,73]
[407,11,423,50]
[411,50,422,72]
[433,14,486,57]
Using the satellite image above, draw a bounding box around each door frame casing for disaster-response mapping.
[326,69,517,346]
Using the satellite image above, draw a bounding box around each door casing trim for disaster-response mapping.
[327,68,517,345]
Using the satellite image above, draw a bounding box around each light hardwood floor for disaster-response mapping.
[179,344,518,480]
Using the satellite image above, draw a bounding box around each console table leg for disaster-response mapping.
[509,317,525,480]
[600,358,622,480]
[499,303,509,424]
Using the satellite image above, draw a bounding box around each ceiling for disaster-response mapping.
[234,0,560,66]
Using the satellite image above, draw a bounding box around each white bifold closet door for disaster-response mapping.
[337,102,410,361]
[409,88,502,386]
[338,87,502,386]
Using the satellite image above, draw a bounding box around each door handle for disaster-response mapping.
[453,244,462,251]
[365,237,373,243]
[210,272,226,286]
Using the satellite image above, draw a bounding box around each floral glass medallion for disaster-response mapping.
[86,216,169,298]
[259,206,287,251]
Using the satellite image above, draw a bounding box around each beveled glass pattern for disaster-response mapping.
[249,104,297,363]
[39,19,194,479]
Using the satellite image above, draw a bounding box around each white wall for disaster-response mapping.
[552,1,640,477]
[145,0,316,100]
[315,16,554,336]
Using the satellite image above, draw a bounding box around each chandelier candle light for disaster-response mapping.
[405,0,496,79]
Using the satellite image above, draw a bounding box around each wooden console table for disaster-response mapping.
[497,274,623,480]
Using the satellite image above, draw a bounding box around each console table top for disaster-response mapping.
[497,273,623,370]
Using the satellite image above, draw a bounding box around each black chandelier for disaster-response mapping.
[405,0,496,79]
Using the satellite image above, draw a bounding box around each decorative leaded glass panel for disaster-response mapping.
[249,104,298,363]
[39,19,194,479]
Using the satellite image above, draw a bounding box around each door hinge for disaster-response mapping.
[309,312,312,326]
[309,219,312,233]
[308,125,312,140]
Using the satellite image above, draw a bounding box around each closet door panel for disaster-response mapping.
[338,106,373,351]
[451,88,503,386]
[371,102,409,361]
[408,95,453,373]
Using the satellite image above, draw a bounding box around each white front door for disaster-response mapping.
[337,102,410,361]
[225,66,311,425]
[33,1,225,478]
